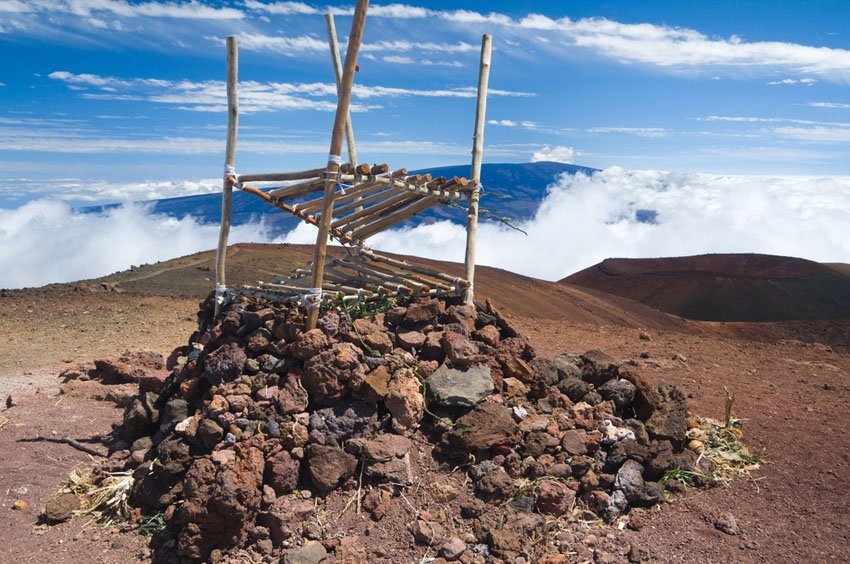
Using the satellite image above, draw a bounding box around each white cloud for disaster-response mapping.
[773,126,850,143]
[243,1,318,15]
[531,145,575,163]
[808,102,850,109]
[239,4,850,81]
[359,168,850,280]
[235,33,327,55]
[0,200,267,288]
[0,0,244,19]
[767,78,817,85]
[48,70,533,114]
[488,119,539,129]
[383,55,414,64]
[587,127,667,137]
[5,167,850,288]
[360,40,478,54]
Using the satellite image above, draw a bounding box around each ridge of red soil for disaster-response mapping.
[562,253,850,322]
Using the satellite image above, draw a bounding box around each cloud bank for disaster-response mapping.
[0,200,267,288]
[2,168,849,288]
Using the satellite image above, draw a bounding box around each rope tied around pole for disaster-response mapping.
[214,283,232,307]
[224,164,242,189]
[301,287,324,309]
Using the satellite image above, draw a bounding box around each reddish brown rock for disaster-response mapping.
[264,450,300,495]
[362,434,412,461]
[535,480,576,515]
[440,402,520,453]
[476,469,515,501]
[357,365,390,403]
[203,342,246,385]
[397,330,427,351]
[306,444,358,494]
[177,440,265,560]
[385,368,425,432]
[443,304,477,333]
[364,331,394,354]
[301,343,365,406]
[441,331,489,366]
[473,324,501,347]
[276,374,309,414]
[246,328,271,354]
[290,328,329,360]
[404,298,445,326]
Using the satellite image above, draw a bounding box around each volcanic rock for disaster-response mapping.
[441,331,488,366]
[301,343,365,406]
[290,329,329,360]
[645,384,689,447]
[204,342,246,385]
[397,330,427,351]
[306,444,357,494]
[426,364,493,408]
[177,440,265,560]
[535,480,576,516]
[385,368,425,432]
[441,402,520,454]
[43,492,81,523]
[598,378,637,409]
[404,298,445,326]
[282,540,328,564]
[265,450,300,495]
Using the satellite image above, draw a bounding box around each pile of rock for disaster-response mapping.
[102,293,708,562]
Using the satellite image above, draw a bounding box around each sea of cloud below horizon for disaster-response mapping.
[1,167,849,289]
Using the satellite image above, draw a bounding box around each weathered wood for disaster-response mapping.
[241,185,356,244]
[465,34,491,305]
[309,0,370,329]
[215,35,239,317]
[331,189,410,228]
[332,183,396,214]
[360,249,470,287]
[237,167,326,183]
[325,13,358,167]
[295,180,383,216]
[338,193,420,233]
[269,178,324,200]
[425,176,447,189]
[352,196,439,239]
[346,257,454,291]
[391,168,408,178]
[370,163,389,175]
[329,257,428,292]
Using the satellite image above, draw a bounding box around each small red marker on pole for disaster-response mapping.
[355,64,360,72]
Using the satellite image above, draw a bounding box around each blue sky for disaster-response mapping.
[2,0,850,207]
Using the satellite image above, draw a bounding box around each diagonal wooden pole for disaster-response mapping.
[215,35,239,317]
[464,34,492,306]
[307,0,370,330]
[325,13,358,168]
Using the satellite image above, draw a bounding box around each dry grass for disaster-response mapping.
[59,466,135,526]
[688,416,763,486]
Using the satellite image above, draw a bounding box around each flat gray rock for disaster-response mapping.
[426,364,493,408]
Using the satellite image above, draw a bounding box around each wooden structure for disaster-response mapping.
[213,1,493,328]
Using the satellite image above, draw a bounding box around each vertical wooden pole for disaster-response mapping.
[325,13,358,168]
[464,34,491,306]
[307,0,370,330]
[215,35,239,317]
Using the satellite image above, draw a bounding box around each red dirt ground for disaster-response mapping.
[1,244,849,563]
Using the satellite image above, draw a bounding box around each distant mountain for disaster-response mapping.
[563,253,850,322]
[88,161,597,236]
